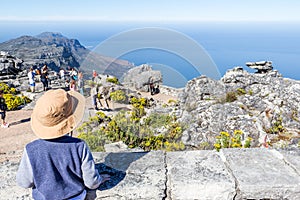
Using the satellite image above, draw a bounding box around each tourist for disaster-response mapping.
[69,79,77,91]
[27,67,36,93]
[78,71,84,95]
[70,67,78,80]
[90,83,100,110]
[149,77,155,95]
[40,65,49,91]
[0,90,9,128]
[16,89,110,199]
[59,68,65,80]
[92,70,97,81]
[101,86,110,109]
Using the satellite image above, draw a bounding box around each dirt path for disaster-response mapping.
[0,110,37,162]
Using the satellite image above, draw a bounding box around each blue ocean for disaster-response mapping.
[0,21,299,88]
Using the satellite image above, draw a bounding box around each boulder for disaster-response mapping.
[122,64,162,92]
[246,61,273,73]
[0,52,23,75]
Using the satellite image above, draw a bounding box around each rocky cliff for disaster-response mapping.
[0,32,134,78]
[177,64,300,149]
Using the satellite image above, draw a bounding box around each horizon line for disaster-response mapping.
[1,18,300,23]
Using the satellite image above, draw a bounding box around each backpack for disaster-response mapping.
[72,75,78,80]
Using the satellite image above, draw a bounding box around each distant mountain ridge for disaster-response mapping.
[0,32,134,78]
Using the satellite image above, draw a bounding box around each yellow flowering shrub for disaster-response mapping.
[214,130,253,151]
[0,82,31,110]
[78,99,185,151]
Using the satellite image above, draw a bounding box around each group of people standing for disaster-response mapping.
[27,65,84,95]
[27,64,49,92]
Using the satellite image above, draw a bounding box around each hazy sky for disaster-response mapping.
[1,0,300,22]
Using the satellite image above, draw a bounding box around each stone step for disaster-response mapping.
[1,148,300,199]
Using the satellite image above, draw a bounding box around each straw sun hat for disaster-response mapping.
[31,89,85,139]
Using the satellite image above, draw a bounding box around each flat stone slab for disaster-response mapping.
[166,150,236,200]
[279,148,300,174]
[222,148,300,200]
[0,161,31,200]
[92,151,166,200]
[2,149,300,199]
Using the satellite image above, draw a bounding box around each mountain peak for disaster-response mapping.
[36,32,66,39]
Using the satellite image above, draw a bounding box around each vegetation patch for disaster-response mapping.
[265,116,285,134]
[106,77,119,85]
[225,91,237,103]
[0,82,31,110]
[291,110,299,122]
[78,97,185,151]
[236,88,246,95]
[110,90,126,103]
[214,130,252,151]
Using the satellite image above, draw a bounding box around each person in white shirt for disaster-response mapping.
[59,68,65,80]
[27,67,36,92]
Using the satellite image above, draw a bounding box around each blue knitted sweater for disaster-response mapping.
[16,136,102,200]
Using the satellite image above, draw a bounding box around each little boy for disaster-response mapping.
[0,90,9,128]
[16,89,110,199]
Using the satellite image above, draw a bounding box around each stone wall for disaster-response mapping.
[1,148,300,200]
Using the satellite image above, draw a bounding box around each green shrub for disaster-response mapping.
[110,90,126,103]
[248,89,253,95]
[143,113,172,129]
[0,82,31,110]
[265,117,285,134]
[129,97,148,122]
[236,88,246,95]
[225,91,237,103]
[214,130,252,151]
[106,77,119,85]
[0,82,17,95]
[78,98,185,151]
[168,99,178,104]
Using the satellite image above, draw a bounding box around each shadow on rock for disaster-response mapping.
[86,152,148,199]
[96,163,126,191]
[98,152,148,190]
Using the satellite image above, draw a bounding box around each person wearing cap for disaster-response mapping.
[16,89,110,199]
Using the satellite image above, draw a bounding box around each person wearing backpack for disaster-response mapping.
[0,90,9,128]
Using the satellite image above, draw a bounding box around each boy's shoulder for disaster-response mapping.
[26,136,85,148]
